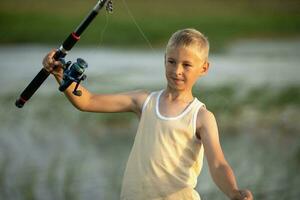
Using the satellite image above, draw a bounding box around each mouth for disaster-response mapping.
[171,77,185,84]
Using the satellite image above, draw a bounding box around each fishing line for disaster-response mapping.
[121,0,154,51]
[98,10,110,47]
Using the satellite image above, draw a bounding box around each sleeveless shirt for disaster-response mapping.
[120,90,205,200]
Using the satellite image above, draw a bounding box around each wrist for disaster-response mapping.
[229,188,240,200]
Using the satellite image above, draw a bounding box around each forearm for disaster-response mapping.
[199,112,252,199]
[210,163,239,199]
[53,74,143,113]
[54,74,92,111]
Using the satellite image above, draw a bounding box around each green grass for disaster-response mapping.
[1,0,300,50]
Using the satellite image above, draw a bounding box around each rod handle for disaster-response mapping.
[15,68,50,108]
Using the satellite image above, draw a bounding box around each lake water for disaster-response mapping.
[0,39,299,200]
[1,38,299,94]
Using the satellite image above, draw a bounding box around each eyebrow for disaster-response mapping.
[182,60,193,64]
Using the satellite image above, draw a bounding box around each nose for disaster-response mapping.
[174,64,184,75]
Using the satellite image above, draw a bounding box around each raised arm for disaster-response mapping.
[196,108,253,200]
[42,50,149,115]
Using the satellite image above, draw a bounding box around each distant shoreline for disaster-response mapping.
[1,0,300,51]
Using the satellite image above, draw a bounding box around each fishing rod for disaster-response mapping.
[15,0,113,108]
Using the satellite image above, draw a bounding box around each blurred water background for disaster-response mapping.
[1,0,300,199]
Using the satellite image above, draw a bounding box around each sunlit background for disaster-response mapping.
[0,0,299,199]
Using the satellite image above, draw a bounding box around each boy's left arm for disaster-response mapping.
[196,108,253,200]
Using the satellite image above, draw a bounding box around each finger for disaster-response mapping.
[47,49,57,63]
[46,49,58,65]
[53,60,63,67]
[49,48,57,57]
[43,58,52,71]
[46,51,54,62]
[42,60,50,71]
[241,190,253,200]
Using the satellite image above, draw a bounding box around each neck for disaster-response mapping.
[163,87,194,103]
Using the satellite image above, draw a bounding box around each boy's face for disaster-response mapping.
[164,45,209,92]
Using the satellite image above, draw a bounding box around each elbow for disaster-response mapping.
[210,161,231,178]
[214,161,231,172]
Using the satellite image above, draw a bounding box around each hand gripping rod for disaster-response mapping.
[15,0,112,108]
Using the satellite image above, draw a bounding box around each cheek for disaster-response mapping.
[164,66,171,78]
[165,65,173,74]
[186,71,198,81]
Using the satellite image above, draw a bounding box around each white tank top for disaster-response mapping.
[121,90,205,200]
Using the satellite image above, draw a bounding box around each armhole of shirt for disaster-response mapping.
[193,101,205,144]
[141,91,156,113]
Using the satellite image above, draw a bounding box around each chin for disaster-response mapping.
[167,84,185,91]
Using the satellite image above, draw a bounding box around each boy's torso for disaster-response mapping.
[120,90,205,200]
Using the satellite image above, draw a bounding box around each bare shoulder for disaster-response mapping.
[196,107,218,138]
[127,89,151,114]
[130,89,150,106]
[197,107,216,126]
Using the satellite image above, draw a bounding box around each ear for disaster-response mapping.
[201,61,210,75]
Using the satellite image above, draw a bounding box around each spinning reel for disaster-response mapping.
[59,58,88,96]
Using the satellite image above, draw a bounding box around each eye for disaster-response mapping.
[167,59,175,65]
[183,63,192,68]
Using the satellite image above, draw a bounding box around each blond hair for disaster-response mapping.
[166,28,209,60]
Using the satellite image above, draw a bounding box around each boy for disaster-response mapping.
[43,28,253,200]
